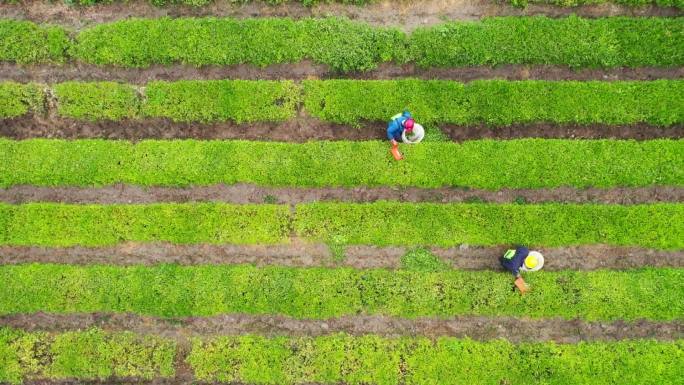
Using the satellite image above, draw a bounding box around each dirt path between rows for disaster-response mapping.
[2,242,683,270]
[2,184,682,205]
[2,312,682,343]
[3,115,682,141]
[1,0,680,31]
[2,62,683,83]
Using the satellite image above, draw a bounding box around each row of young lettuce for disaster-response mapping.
[1,139,682,188]
[1,328,681,385]
[1,17,683,70]
[2,79,683,126]
[0,202,682,248]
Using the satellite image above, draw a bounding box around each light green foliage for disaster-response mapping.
[0,265,682,320]
[0,202,291,246]
[0,19,70,64]
[142,80,300,123]
[410,16,684,68]
[25,80,299,123]
[0,202,680,249]
[10,79,683,126]
[401,248,450,272]
[304,79,684,126]
[0,328,175,384]
[1,139,681,189]
[295,202,684,249]
[54,81,140,121]
[72,17,407,72]
[0,82,44,118]
[189,335,684,384]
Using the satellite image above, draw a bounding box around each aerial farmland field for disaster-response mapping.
[0,0,683,384]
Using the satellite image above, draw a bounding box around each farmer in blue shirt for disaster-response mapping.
[387,110,415,160]
[501,246,544,294]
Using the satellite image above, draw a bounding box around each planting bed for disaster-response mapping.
[1,5,683,385]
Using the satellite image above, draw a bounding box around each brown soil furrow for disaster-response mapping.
[2,313,682,343]
[0,0,680,31]
[1,243,683,270]
[2,116,682,141]
[2,63,683,83]
[1,184,682,205]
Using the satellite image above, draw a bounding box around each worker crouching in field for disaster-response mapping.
[387,110,415,160]
[500,246,544,294]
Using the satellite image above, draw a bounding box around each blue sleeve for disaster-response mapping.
[403,110,412,118]
[387,120,399,140]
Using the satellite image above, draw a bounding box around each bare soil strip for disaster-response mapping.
[2,312,682,343]
[1,184,682,205]
[0,0,680,31]
[2,116,682,141]
[2,242,683,270]
[2,63,683,83]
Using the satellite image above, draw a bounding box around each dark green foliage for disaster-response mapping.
[410,16,684,68]
[0,328,175,384]
[295,202,684,249]
[54,81,140,121]
[0,19,70,64]
[142,80,299,123]
[4,16,667,70]
[1,139,681,189]
[189,335,684,384]
[72,17,407,72]
[304,79,684,126]
[0,202,291,246]
[400,248,450,272]
[1,264,682,320]
[0,82,44,118]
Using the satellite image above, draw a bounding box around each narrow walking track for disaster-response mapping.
[2,116,682,141]
[2,243,683,270]
[1,63,682,83]
[1,184,682,205]
[2,313,682,343]
[1,0,680,31]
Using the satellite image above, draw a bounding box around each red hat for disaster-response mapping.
[404,118,415,132]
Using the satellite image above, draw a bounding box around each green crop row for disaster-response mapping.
[2,328,681,385]
[1,139,682,190]
[0,203,291,246]
[2,16,683,70]
[189,335,684,385]
[0,82,44,118]
[1,264,682,320]
[51,80,299,122]
[2,79,682,126]
[0,20,69,65]
[303,79,684,126]
[0,328,175,384]
[0,202,682,249]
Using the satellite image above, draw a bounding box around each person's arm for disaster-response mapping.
[514,275,529,294]
[403,109,412,118]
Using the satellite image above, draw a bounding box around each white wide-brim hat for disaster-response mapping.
[520,251,544,272]
[402,123,425,144]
